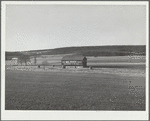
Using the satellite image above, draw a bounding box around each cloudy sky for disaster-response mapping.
[6,4,146,51]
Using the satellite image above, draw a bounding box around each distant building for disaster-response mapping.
[11,57,18,65]
[61,55,87,68]
[12,57,18,60]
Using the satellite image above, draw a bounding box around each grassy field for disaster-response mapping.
[5,66,145,110]
[6,55,146,66]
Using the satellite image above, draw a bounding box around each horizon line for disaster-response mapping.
[5,45,146,52]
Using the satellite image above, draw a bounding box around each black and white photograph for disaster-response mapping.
[1,1,149,120]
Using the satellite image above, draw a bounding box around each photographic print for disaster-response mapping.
[1,1,149,120]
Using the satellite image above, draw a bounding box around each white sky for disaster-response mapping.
[5,4,146,51]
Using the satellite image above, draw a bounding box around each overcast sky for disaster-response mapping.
[6,4,146,51]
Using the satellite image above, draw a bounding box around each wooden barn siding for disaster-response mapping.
[62,60,83,66]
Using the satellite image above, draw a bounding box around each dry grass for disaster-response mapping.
[5,56,146,110]
[5,66,145,110]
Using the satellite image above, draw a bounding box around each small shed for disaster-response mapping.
[11,57,18,65]
[61,55,87,67]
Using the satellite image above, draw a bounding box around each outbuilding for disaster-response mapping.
[61,55,87,68]
[11,57,18,65]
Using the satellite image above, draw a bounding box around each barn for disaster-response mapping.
[61,55,87,68]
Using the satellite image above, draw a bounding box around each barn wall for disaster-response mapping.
[62,60,83,66]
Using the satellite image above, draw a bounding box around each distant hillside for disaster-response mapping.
[5,52,23,60]
[5,45,146,60]
[44,45,146,56]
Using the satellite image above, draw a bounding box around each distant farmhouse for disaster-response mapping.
[11,57,18,65]
[61,55,87,68]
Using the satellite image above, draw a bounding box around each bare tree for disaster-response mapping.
[34,56,37,65]
[18,55,30,66]
[42,56,48,70]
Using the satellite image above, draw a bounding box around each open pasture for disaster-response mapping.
[43,55,146,65]
[5,67,145,110]
[5,55,146,110]
[6,55,146,67]
[87,56,145,63]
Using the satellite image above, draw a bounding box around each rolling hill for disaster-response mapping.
[5,45,146,60]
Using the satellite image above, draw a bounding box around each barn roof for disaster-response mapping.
[12,57,18,60]
[62,55,86,61]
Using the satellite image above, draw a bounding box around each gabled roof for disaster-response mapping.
[62,55,86,61]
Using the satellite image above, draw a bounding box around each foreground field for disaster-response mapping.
[5,66,145,110]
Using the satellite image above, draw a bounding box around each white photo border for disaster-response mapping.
[1,1,149,120]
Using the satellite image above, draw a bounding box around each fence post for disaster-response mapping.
[62,65,65,68]
[89,66,92,69]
